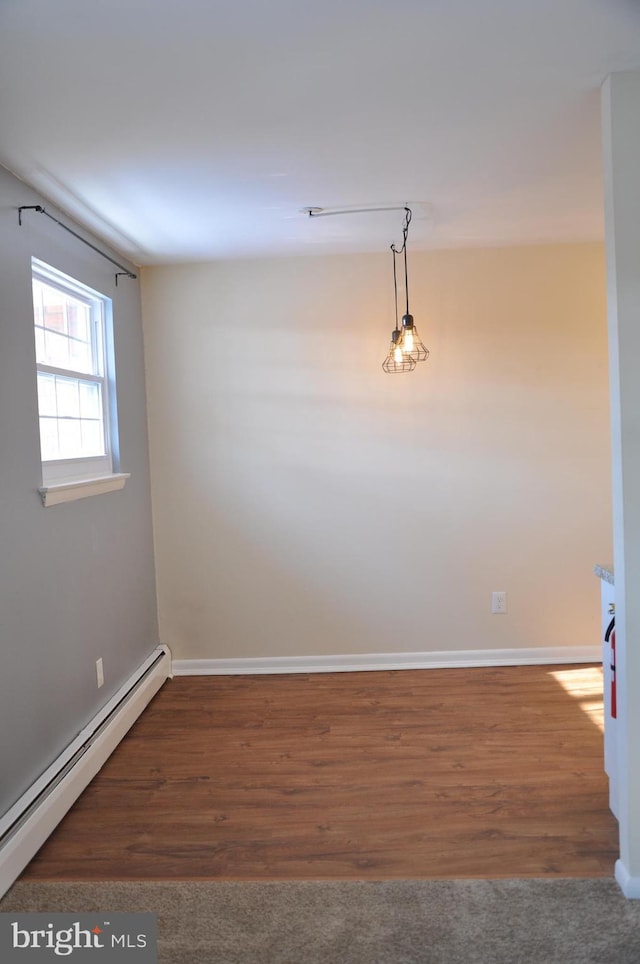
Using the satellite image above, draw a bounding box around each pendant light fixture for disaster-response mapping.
[383,207,429,373]
[301,203,430,373]
[382,328,416,373]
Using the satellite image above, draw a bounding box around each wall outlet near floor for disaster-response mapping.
[96,657,104,688]
[491,591,508,614]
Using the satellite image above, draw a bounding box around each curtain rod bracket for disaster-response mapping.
[18,205,44,226]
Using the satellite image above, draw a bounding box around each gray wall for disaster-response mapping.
[0,166,158,819]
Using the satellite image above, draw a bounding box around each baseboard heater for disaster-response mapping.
[0,645,172,900]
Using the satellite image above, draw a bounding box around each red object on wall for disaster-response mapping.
[605,615,616,720]
[611,628,617,719]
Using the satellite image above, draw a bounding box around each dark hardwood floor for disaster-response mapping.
[21,665,618,881]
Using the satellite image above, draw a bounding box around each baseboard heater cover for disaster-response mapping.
[172,645,602,676]
[0,645,172,900]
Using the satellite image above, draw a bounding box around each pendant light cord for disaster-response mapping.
[391,207,412,324]
[392,247,399,331]
[404,214,410,316]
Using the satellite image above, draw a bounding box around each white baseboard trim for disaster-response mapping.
[0,645,172,901]
[615,860,640,899]
[172,646,601,677]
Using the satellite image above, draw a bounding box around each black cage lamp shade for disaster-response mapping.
[382,207,430,373]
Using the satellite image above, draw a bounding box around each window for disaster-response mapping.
[32,259,128,505]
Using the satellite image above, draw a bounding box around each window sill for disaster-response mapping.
[39,473,130,507]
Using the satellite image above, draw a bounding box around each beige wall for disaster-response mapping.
[141,244,611,661]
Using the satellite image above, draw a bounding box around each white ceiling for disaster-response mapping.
[1,0,640,263]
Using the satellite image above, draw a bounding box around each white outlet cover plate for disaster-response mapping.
[491,592,507,614]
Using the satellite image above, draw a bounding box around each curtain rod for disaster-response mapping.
[300,205,410,218]
[18,205,137,285]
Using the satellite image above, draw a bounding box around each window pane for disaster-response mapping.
[55,377,80,418]
[37,372,57,416]
[41,284,66,333]
[39,417,59,461]
[37,375,106,461]
[34,327,46,364]
[33,278,97,376]
[32,281,44,328]
[79,381,101,419]
[67,300,90,341]
[43,328,72,369]
[80,419,105,457]
[57,419,83,460]
[68,335,94,374]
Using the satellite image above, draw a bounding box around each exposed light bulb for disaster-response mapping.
[401,314,429,363]
[382,329,416,373]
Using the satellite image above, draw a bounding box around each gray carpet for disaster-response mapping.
[2,878,640,963]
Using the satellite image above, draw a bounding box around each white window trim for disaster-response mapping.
[39,473,130,507]
[32,258,129,505]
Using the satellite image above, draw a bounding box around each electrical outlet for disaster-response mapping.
[491,591,507,614]
[96,657,104,688]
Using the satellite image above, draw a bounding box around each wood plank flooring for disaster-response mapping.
[21,665,619,881]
